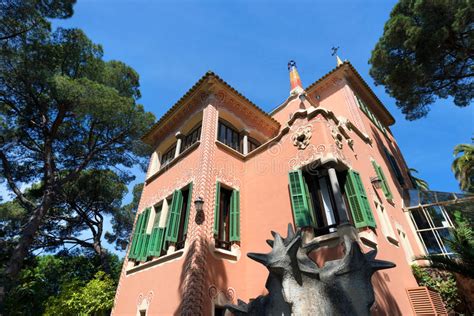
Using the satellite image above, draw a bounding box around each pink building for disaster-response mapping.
[112,60,445,315]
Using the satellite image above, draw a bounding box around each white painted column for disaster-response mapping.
[318,176,337,232]
[241,130,249,155]
[327,168,350,225]
[174,132,184,158]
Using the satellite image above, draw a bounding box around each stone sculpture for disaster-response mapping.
[226,224,395,315]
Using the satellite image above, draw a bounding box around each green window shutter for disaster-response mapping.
[147,227,159,257]
[213,182,221,235]
[372,161,393,200]
[230,189,240,242]
[165,190,184,243]
[288,170,313,227]
[138,234,150,262]
[136,208,151,261]
[182,183,193,236]
[345,170,376,228]
[128,213,143,259]
[132,209,149,260]
[147,224,165,257]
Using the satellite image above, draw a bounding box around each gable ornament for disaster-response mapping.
[291,125,312,150]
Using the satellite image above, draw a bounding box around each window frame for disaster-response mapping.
[218,119,241,152]
[160,143,176,167]
[181,124,202,153]
[374,200,398,245]
[408,206,454,256]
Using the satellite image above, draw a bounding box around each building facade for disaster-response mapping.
[113,60,439,315]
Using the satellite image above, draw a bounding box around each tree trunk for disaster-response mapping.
[94,242,111,275]
[5,196,52,280]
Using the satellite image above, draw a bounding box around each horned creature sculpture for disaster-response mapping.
[226,224,395,315]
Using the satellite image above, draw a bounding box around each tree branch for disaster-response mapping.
[0,150,35,209]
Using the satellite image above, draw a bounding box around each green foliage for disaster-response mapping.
[105,182,144,250]
[44,271,116,316]
[452,142,474,193]
[369,0,473,120]
[408,168,429,191]
[412,265,461,311]
[0,15,155,278]
[3,251,121,316]
[0,0,76,41]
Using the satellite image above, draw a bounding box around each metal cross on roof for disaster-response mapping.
[331,46,339,56]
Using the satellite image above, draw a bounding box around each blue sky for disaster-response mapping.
[54,0,471,193]
[3,1,472,253]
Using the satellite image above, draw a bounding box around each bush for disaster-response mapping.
[412,264,461,311]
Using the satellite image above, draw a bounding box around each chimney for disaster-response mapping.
[288,60,304,95]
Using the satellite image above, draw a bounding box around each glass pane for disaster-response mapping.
[435,191,455,203]
[411,208,431,229]
[425,205,449,228]
[419,230,442,254]
[220,124,226,143]
[436,228,454,254]
[420,191,436,204]
[226,127,232,146]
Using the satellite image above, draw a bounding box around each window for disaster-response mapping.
[147,202,166,258]
[288,168,376,237]
[218,120,240,151]
[128,183,193,263]
[164,183,193,250]
[217,120,259,154]
[371,160,393,199]
[160,144,176,167]
[344,169,377,229]
[148,152,159,176]
[214,182,240,250]
[374,201,398,245]
[398,228,415,263]
[383,147,405,186]
[409,206,454,256]
[355,95,388,136]
[181,124,201,153]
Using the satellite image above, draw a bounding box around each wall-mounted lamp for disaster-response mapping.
[194,197,204,212]
[370,176,383,189]
[194,197,205,225]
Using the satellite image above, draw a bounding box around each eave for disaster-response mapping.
[141,71,281,146]
[305,61,395,126]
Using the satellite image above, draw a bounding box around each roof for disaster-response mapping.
[141,71,280,145]
[304,61,395,125]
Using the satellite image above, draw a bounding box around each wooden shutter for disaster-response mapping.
[138,234,150,262]
[128,213,143,260]
[345,170,376,228]
[165,190,184,243]
[372,160,393,199]
[136,208,151,261]
[288,170,313,227]
[213,182,221,235]
[230,189,240,241]
[148,226,165,257]
[147,206,162,257]
[182,183,193,236]
[406,287,447,315]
